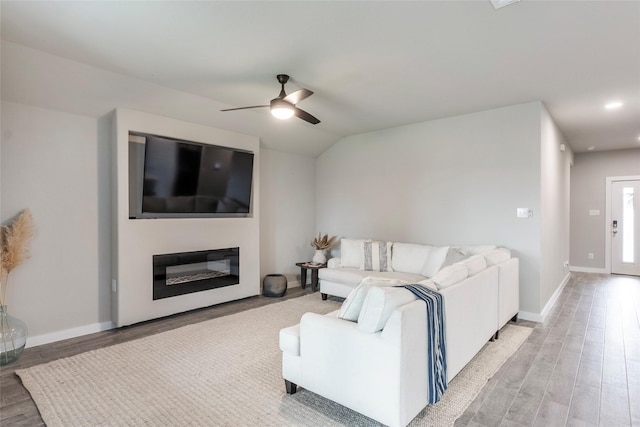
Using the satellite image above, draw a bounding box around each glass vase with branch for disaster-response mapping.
[0,209,35,365]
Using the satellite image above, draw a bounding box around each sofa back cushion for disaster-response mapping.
[461,254,487,276]
[357,286,417,333]
[457,245,497,256]
[432,263,469,290]
[359,241,393,272]
[338,277,408,321]
[483,247,511,265]
[340,238,371,268]
[391,243,432,274]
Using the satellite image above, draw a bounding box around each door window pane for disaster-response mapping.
[623,187,634,263]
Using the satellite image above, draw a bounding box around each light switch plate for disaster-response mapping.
[589,209,600,216]
[516,208,533,218]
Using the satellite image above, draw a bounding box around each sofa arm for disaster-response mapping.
[327,257,341,268]
[299,303,428,427]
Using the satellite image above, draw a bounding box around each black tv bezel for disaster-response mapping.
[129,131,255,220]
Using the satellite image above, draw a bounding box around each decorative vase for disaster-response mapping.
[263,274,287,297]
[0,306,28,366]
[312,249,327,265]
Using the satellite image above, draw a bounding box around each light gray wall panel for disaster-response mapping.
[570,148,640,269]
[316,102,544,313]
[540,106,572,311]
[260,149,316,286]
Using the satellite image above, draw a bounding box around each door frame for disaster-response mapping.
[605,175,640,274]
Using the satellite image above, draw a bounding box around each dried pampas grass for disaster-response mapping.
[1,209,36,306]
[311,233,337,250]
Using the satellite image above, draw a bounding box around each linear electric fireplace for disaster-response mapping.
[153,248,239,300]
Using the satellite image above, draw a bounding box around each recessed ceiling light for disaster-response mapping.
[490,0,519,9]
[605,101,623,110]
[587,146,595,151]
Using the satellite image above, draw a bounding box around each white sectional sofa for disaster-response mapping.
[279,239,519,427]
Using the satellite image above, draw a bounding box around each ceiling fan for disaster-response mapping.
[221,74,320,125]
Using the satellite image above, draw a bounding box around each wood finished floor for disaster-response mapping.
[457,273,640,427]
[0,273,638,426]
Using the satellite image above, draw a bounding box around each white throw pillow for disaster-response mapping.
[359,241,393,272]
[483,248,512,265]
[461,254,487,276]
[421,245,450,278]
[432,263,469,290]
[338,277,407,321]
[392,242,432,274]
[357,286,417,333]
[340,238,371,268]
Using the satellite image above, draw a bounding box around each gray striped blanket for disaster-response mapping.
[400,284,448,403]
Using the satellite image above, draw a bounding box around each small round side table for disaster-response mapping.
[295,262,326,292]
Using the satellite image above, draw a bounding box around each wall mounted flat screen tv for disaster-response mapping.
[131,132,254,219]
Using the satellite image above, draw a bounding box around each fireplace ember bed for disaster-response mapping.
[153,248,239,300]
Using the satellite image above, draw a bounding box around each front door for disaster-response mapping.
[611,180,640,276]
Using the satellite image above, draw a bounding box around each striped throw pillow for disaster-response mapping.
[359,241,393,272]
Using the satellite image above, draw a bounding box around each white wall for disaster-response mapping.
[260,149,316,287]
[112,109,260,326]
[1,102,112,341]
[316,102,545,314]
[0,42,319,344]
[539,106,573,313]
[570,148,640,270]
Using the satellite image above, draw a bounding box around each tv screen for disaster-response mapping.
[135,132,254,218]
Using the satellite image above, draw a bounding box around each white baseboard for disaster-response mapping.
[517,272,571,324]
[569,266,608,274]
[27,321,115,348]
[517,311,543,323]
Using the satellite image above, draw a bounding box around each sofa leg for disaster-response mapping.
[321,293,328,301]
[511,313,518,323]
[494,330,499,340]
[285,380,297,394]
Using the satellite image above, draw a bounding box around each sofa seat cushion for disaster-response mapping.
[318,267,425,287]
[279,324,300,356]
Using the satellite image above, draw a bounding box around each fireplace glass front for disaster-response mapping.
[153,248,239,300]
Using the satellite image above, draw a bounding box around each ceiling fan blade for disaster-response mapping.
[284,88,313,105]
[294,107,320,125]
[220,105,269,112]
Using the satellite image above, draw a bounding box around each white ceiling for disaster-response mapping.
[1,1,639,156]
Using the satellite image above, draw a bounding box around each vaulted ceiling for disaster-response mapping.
[2,1,639,157]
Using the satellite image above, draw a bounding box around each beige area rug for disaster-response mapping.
[17,294,531,427]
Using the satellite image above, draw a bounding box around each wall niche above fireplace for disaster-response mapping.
[153,248,239,300]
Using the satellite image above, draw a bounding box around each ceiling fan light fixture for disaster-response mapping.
[490,0,519,10]
[270,98,294,120]
[604,101,623,110]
